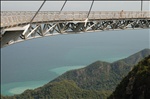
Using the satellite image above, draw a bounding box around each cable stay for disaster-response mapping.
[60,0,67,13]
[21,0,46,38]
[30,0,46,24]
[84,0,94,27]
[87,0,94,18]
[141,0,143,11]
[23,0,68,36]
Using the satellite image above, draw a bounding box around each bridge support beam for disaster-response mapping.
[1,18,150,47]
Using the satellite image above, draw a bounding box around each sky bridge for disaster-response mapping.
[1,1,150,47]
[1,11,150,28]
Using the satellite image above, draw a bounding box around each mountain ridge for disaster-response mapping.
[51,49,150,91]
[1,48,150,99]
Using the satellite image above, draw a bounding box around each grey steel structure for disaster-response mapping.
[1,11,150,47]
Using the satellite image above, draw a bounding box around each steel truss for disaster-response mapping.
[1,18,150,47]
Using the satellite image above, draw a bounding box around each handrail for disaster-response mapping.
[1,11,150,28]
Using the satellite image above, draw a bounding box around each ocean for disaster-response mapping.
[1,29,150,96]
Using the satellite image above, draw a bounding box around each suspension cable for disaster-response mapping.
[30,0,46,24]
[60,0,67,13]
[25,0,68,36]
[84,0,94,27]
[141,0,143,11]
[53,0,68,24]
[30,0,67,24]
[87,0,94,18]
[44,0,68,34]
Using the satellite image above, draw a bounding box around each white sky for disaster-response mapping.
[1,1,150,11]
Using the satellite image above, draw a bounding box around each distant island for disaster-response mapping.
[1,49,150,99]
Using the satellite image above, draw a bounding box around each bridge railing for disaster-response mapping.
[1,11,150,28]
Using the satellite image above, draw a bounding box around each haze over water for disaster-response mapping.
[1,29,150,95]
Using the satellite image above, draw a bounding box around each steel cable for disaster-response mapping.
[60,0,67,13]
[30,0,46,24]
[87,0,94,18]
[84,0,94,27]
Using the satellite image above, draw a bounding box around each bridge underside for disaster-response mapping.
[1,18,150,47]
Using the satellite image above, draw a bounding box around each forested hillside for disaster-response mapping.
[108,55,150,99]
[1,49,150,99]
[52,49,150,91]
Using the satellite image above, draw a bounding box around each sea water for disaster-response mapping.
[1,29,150,95]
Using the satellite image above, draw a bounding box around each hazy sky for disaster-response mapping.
[1,1,150,11]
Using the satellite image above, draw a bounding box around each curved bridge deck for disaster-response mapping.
[1,11,150,29]
[1,11,150,47]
